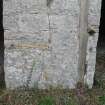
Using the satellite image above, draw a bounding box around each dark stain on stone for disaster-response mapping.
[47,0,53,7]
[89,47,93,52]
[87,28,96,36]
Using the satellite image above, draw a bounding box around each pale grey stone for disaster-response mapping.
[4,0,102,89]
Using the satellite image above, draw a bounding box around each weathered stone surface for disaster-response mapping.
[4,0,102,89]
[5,49,43,89]
[4,14,49,32]
[85,0,102,88]
[3,0,47,15]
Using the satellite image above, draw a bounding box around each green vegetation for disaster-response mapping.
[38,96,55,105]
[0,83,105,105]
[99,96,105,105]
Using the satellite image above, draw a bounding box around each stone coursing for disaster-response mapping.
[3,0,102,89]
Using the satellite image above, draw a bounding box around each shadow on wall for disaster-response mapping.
[94,0,105,88]
[97,0,105,53]
[0,0,5,88]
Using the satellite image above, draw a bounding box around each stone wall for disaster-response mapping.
[85,0,102,88]
[3,0,102,89]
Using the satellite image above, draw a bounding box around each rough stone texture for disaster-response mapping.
[4,0,102,89]
[85,0,102,88]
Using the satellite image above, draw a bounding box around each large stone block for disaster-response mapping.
[3,0,47,15]
[4,13,49,34]
[4,0,102,89]
[4,48,43,89]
